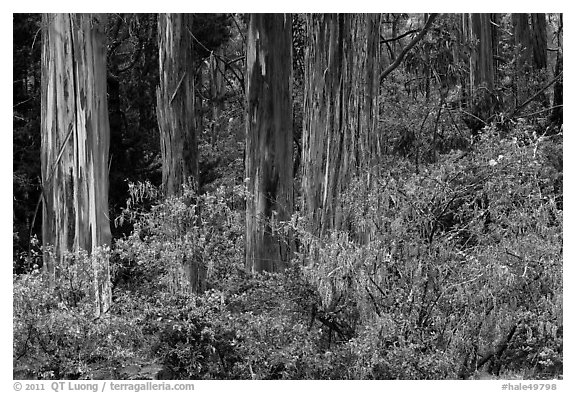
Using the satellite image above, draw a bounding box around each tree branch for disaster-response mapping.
[380,29,420,44]
[507,71,563,118]
[379,13,439,83]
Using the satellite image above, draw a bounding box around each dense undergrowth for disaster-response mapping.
[14,122,562,380]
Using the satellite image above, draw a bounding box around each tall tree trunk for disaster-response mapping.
[531,13,547,70]
[531,13,549,107]
[245,14,293,273]
[491,14,501,81]
[41,13,112,317]
[156,13,198,196]
[157,14,204,292]
[302,14,381,237]
[551,14,562,126]
[466,13,495,131]
[551,48,562,125]
[209,48,226,145]
[469,14,495,92]
[512,13,531,62]
[512,13,531,105]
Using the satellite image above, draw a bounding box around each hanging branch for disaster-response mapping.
[379,13,439,83]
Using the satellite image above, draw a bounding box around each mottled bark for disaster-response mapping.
[245,14,294,273]
[157,14,204,292]
[302,14,381,236]
[156,13,198,196]
[41,13,112,317]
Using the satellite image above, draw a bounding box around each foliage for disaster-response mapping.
[113,182,245,294]
[293,122,562,379]
[13,248,145,380]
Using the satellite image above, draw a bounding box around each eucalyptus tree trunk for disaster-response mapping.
[551,14,562,126]
[245,14,293,273]
[531,13,548,70]
[41,13,112,317]
[512,13,531,61]
[157,14,205,292]
[531,13,549,107]
[302,13,381,237]
[512,13,531,105]
[209,48,226,145]
[157,13,198,196]
[465,13,495,130]
[469,13,495,93]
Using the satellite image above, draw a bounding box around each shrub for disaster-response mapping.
[13,248,144,379]
[291,123,562,379]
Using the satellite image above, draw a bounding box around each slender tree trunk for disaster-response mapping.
[41,13,112,317]
[302,13,381,237]
[492,14,501,81]
[209,48,226,145]
[531,13,549,107]
[156,13,198,196]
[550,49,562,125]
[245,14,293,273]
[551,14,562,126]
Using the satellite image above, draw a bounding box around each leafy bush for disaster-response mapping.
[291,123,562,379]
[113,182,245,294]
[13,248,145,379]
